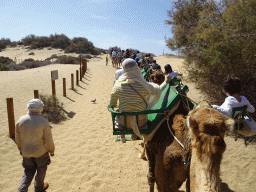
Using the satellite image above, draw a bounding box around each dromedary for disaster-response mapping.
[146,101,234,192]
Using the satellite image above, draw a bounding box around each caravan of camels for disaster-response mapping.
[108,48,255,192]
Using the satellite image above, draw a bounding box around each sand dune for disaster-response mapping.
[0,47,255,191]
[0,45,80,62]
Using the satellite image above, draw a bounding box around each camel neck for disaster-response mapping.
[190,148,221,192]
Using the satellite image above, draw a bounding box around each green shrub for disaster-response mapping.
[22,34,36,46]
[39,94,66,123]
[8,60,51,71]
[0,56,14,65]
[50,34,71,49]
[0,63,9,71]
[20,34,103,55]
[57,55,79,64]
[65,37,100,55]
[24,58,34,62]
[0,38,13,51]
[7,63,27,71]
[0,56,14,71]
[17,41,23,45]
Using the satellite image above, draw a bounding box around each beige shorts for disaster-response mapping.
[115,114,148,130]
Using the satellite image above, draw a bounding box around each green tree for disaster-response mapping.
[22,34,36,46]
[0,38,13,50]
[166,0,256,108]
[66,37,99,54]
[50,34,71,49]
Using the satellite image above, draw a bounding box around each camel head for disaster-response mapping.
[187,101,234,161]
[150,71,165,85]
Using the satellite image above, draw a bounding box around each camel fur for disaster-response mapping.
[146,101,234,192]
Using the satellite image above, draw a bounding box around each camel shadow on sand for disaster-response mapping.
[177,182,234,192]
[220,182,235,192]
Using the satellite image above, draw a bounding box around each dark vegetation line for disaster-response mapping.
[0,34,104,55]
[0,33,155,71]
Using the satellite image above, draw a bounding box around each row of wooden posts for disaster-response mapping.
[6,57,88,138]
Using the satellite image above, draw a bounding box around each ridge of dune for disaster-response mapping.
[0,45,82,62]
[0,48,255,191]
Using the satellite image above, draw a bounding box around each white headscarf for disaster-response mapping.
[117,59,153,94]
[116,58,162,109]
[27,99,44,114]
[115,69,123,80]
[115,59,164,138]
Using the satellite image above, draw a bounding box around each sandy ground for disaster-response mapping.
[0,47,255,192]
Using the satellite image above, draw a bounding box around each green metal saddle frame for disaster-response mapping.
[141,65,150,79]
[231,105,247,131]
[110,77,194,135]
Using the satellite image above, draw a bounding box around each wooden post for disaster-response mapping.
[71,73,74,90]
[52,80,56,96]
[81,59,83,77]
[85,59,87,72]
[34,90,39,99]
[6,98,15,138]
[76,70,79,85]
[82,64,85,77]
[63,78,66,97]
[80,67,82,80]
[80,57,82,81]
[83,59,87,75]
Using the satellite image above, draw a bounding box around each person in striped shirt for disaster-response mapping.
[109,58,171,142]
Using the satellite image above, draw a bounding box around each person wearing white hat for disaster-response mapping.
[15,99,55,192]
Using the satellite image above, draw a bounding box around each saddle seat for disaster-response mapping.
[110,77,193,136]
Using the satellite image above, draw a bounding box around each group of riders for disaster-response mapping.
[108,47,256,144]
[108,47,184,143]
[109,48,154,69]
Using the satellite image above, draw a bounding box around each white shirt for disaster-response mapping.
[137,53,142,58]
[168,71,180,78]
[212,96,255,117]
[112,51,116,57]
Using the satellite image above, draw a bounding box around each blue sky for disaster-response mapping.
[0,0,176,56]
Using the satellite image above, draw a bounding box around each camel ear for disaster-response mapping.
[224,118,235,132]
[187,113,197,130]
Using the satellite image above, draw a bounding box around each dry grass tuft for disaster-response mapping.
[39,94,67,123]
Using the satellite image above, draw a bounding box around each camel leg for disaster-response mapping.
[139,146,146,159]
[149,184,154,192]
[146,146,155,192]
[139,141,147,160]
[186,167,190,192]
